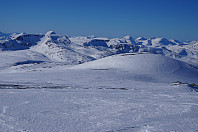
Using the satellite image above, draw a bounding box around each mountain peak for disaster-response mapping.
[124,35,133,40]
[45,31,56,36]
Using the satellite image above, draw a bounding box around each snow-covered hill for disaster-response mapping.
[71,53,198,83]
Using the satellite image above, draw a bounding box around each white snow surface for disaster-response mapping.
[71,53,198,83]
[0,31,198,132]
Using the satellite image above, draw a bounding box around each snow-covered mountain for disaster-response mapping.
[30,31,94,64]
[0,31,197,67]
[0,33,43,50]
[0,32,22,40]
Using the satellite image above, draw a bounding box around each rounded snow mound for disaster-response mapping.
[71,53,180,72]
[71,53,198,83]
[71,53,197,74]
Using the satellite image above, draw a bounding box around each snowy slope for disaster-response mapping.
[71,53,198,83]
[0,50,50,71]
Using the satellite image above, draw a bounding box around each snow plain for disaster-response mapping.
[0,32,198,132]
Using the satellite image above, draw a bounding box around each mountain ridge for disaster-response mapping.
[0,31,197,67]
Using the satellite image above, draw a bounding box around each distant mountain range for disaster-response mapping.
[0,31,197,67]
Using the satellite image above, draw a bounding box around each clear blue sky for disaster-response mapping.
[0,0,198,40]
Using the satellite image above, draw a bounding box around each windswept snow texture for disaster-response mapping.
[0,31,198,132]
